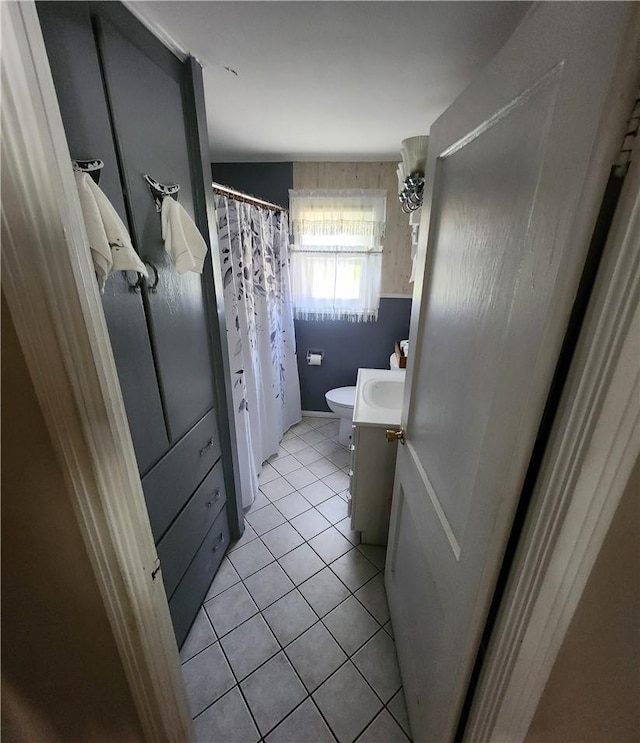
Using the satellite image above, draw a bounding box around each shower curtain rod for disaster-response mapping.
[212,181,287,212]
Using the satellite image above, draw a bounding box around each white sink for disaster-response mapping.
[362,378,405,410]
[353,368,406,427]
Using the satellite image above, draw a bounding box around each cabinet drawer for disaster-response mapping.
[169,506,229,647]
[157,460,226,599]
[143,408,220,540]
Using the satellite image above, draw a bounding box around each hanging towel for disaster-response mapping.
[161,196,208,274]
[74,171,147,292]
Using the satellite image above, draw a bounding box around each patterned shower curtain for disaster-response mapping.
[214,194,302,508]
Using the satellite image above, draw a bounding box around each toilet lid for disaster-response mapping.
[326,386,356,406]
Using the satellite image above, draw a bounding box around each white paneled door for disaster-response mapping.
[385,4,639,742]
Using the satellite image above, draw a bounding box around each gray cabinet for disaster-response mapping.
[37,0,240,647]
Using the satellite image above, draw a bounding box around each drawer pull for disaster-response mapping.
[206,490,222,507]
[212,533,225,552]
[199,438,215,456]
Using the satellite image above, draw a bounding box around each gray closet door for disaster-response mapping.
[95,18,216,442]
[37,2,169,473]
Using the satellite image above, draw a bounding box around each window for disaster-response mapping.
[289,189,386,322]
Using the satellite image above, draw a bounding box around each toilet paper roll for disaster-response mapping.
[308,353,323,366]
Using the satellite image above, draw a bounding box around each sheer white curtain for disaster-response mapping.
[215,195,301,508]
[289,189,386,322]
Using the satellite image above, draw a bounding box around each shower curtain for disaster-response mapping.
[214,194,302,508]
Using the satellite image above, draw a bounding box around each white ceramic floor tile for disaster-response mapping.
[278,543,325,585]
[262,590,318,646]
[241,652,307,736]
[274,491,313,520]
[354,574,390,625]
[335,517,361,545]
[205,556,240,599]
[243,561,294,610]
[316,494,349,524]
[265,698,335,743]
[180,608,216,663]
[260,521,305,559]
[284,466,318,490]
[305,416,336,429]
[227,523,258,553]
[245,502,286,536]
[290,420,314,435]
[384,620,394,638]
[323,596,379,656]
[220,613,280,680]
[388,689,411,739]
[318,419,340,436]
[270,454,304,476]
[193,686,260,743]
[204,582,258,637]
[227,538,274,579]
[290,508,332,541]
[299,479,336,506]
[313,661,382,743]
[182,642,235,716]
[258,463,281,486]
[280,436,308,454]
[260,476,296,502]
[285,622,347,691]
[330,548,378,592]
[309,527,354,564]
[307,457,340,479]
[299,567,350,617]
[313,439,343,457]
[293,446,325,466]
[247,490,270,512]
[299,429,328,446]
[356,709,410,743]
[357,544,387,571]
[327,449,351,468]
[322,469,351,494]
[352,629,402,702]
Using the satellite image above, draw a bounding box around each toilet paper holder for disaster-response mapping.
[306,349,324,366]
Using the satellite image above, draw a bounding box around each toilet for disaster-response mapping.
[326,348,407,447]
[325,386,357,447]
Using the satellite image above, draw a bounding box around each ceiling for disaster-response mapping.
[130,2,530,162]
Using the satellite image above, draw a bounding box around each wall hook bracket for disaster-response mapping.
[144,174,180,212]
[72,158,104,185]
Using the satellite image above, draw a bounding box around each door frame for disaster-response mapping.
[2,3,192,740]
[3,2,638,742]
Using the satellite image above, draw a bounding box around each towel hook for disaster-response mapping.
[144,174,180,212]
[72,158,104,185]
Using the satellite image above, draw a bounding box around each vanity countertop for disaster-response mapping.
[353,368,406,427]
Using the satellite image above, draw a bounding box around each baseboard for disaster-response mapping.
[302,410,338,419]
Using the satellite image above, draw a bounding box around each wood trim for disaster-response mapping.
[1,4,192,740]
[464,125,640,740]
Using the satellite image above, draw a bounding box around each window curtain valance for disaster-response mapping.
[289,189,387,322]
[289,189,387,250]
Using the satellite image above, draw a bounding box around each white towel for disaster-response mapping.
[75,171,147,292]
[161,197,208,274]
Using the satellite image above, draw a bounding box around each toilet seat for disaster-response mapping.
[325,386,356,410]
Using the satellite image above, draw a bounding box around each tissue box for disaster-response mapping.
[394,341,407,369]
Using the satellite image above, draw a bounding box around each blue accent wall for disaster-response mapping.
[294,297,412,411]
[211,162,292,209]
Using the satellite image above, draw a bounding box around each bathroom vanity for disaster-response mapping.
[349,369,405,545]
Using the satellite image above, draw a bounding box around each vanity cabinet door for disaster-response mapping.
[37,1,169,473]
[94,16,216,443]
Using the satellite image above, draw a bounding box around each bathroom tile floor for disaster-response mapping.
[180,415,412,743]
